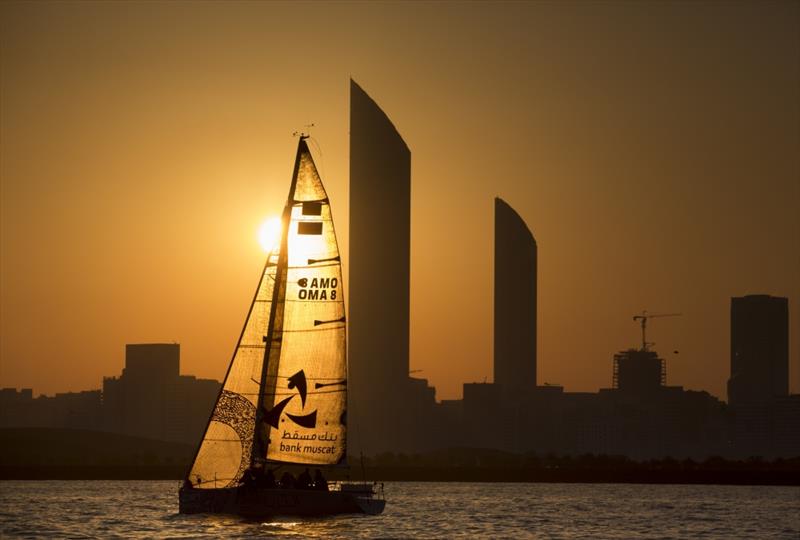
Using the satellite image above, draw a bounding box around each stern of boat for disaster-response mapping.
[334,481,386,515]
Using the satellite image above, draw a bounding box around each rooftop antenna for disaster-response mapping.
[632,311,681,351]
[293,123,315,139]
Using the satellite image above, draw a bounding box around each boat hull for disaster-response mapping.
[179,486,385,518]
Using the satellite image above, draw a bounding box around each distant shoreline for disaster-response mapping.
[3,428,798,486]
[2,466,798,486]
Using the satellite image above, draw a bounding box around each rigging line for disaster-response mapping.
[306,135,325,181]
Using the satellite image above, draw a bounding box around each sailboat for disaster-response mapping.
[179,135,385,518]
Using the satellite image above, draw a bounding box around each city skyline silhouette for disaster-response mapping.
[2,4,799,538]
[1,2,798,402]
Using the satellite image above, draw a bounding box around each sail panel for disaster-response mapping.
[264,141,347,465]
[292,147,328,202]
[187,251,279,488]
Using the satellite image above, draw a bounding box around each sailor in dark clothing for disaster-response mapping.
[240,466,258,489]
[297,468,313,489]
[279,471,295,489]
[262,467,276,488]
[313,469,328,491]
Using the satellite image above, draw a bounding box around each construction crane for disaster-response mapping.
[633,311,681,351]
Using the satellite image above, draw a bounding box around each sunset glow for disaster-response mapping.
[257,216,281,253]
[0,1,797,403]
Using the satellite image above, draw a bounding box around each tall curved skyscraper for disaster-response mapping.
[494,197,537,396]
[349,80,411,452]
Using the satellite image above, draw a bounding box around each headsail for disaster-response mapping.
[256,138,347,466]
[187,250,279,489]
[185,138,346,489]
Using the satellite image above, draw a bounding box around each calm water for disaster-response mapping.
[0,481,798,538]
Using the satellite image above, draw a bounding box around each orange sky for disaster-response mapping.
[1,1,798,400]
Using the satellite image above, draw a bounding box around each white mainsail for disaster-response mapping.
[260,138,347,466]
[186,138,346,489]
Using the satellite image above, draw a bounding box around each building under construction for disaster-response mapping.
[612,349,666,393]
[611,311,678,392]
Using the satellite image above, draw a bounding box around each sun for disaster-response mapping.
[257,216,282,253]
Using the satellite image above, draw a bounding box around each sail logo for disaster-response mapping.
[264,370,317,429]
[297,277,338,300]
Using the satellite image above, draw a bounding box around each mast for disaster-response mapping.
[250,137,306,468]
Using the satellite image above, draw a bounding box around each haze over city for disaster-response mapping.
[1,1,798,401]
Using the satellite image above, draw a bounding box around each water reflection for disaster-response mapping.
[1,481,798,539]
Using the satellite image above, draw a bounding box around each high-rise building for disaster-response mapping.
[494,198,537,396]
[728,294,789,406]
[103,343,219,443]
[124,343,179,381]
[348,80,412,452]
[104,343,179,440]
